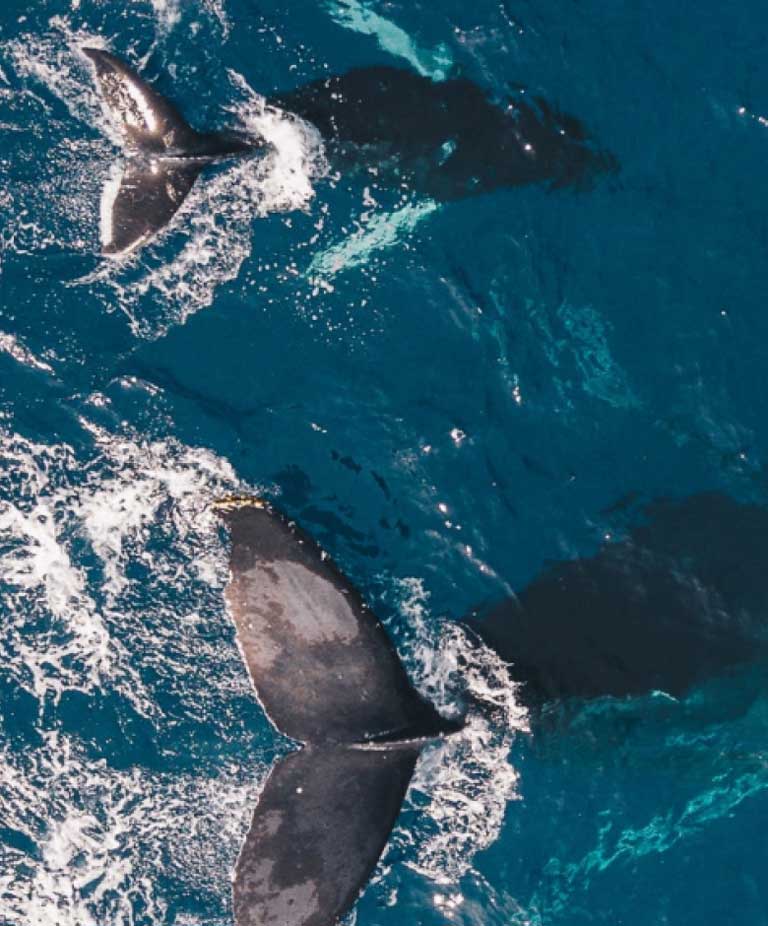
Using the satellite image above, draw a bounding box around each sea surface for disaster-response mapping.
[1,1,767,924]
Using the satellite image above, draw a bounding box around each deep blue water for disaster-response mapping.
[1,1,767,924]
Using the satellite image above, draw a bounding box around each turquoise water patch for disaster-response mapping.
[325,0,453,80]
[307,198,439,282]
[527,300,639,410]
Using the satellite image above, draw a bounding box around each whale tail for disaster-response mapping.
[82,47,253,257]
[215,497,460,926]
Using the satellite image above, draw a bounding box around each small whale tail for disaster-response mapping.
[82,47,254,257]
[215,497,461,926]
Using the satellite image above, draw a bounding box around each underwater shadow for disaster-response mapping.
[471,492,768,707]
[271,66,617,201]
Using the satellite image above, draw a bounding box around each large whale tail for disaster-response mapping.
[215,497,460,926]
[82,48,255,257]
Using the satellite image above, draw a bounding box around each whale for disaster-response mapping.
[469,492,768,708]
[83,48,614,257]
[214,497,460,926]
[82,48,259,257]
[213,491,768,924]
[271,65,616,200]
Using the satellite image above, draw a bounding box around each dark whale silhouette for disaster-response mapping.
[271,66,615,200]
[470,492,768,707]
[214,497,459,926]
[83,48,613,256]
[83,48,258,257]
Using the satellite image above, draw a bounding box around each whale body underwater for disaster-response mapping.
[214,492,768,926]
[82,47,613,256]
[471,491,768,706]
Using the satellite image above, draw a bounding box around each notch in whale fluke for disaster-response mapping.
[82,47,256,257]
[215,496,460,926]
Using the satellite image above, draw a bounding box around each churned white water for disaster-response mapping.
[1,20,328,339]
[383,577,529,882]
[0,418,270,923]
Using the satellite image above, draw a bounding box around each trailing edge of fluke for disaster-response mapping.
[213,496,461,926]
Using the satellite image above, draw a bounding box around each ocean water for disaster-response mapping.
[1,1,767,925]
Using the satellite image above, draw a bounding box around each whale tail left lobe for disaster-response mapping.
[97,158,201,257]
[234,745,419,926]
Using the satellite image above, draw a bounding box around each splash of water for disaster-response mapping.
[0,331,55,373]
[0,423,245,708]
[0,729,263,926]
[0,417,266,923]
[382,577,528,883]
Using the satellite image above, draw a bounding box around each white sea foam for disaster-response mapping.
[0,418,267,923]
[0,730,263,926]
[150,0,183,34]
[0,424,246,709]
[0,24,117,261]
[0,436,114,705]
[383,578,528,884]
[0,331,54,373]
[149,0,230,39]
[4,22,108,133]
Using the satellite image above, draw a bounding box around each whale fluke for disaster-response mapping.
[83,47,256,257]
[234,744,419,926]
[215,497,457,926]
